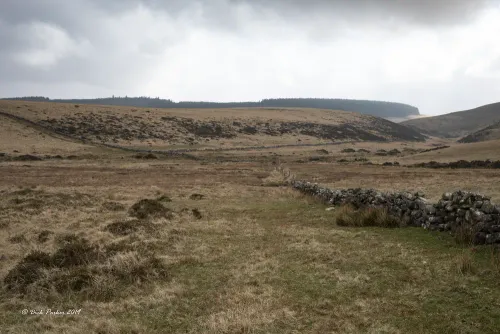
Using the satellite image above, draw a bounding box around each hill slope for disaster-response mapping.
[458,120,500,143]
[401,102,500,138]
[0,100,425,150]
[3,96,420,119]
[0,113,97,156]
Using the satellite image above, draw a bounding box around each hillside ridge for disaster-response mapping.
[2,96,420,118]
[402,102,500,138]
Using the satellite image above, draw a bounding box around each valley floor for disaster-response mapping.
[2,157,500,333]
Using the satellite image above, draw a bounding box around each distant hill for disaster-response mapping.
[2,96,420,119]
[0,100,425,151]
[401,102,500,138]
[458,120,500,143]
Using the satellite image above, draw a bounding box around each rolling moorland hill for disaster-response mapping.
[0,113,98,156]
[6,101,500,333]
[2,96,420,119]
[401,102,500,138]
[458,120,500,143]
[0,100,425,150]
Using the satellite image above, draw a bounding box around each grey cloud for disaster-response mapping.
[235,0,497,26]
[1,0,500,115]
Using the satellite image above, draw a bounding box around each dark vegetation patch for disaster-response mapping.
[52,235,100,268]
[12,154,43,161]
[1,188,95,214]
[387,149,401,156]
[135,153,158,160]
[192,209,203,219]
[341,148,356,153]
[357,149,371,153]
[337,157,369,164]
[308,156,330,162]
[37,230,53,243]
[189,193,205,200]
[128,199,173,219]
[420,145,450,153]
[156,195,172,203]
[4,250,53,293]
[410,160,500,169]
[104,219,156,236]
[316,149,329,154]
[3,233,171,302]
[101,201,126,211]
[8,234,26,244]
[239,125,258,135]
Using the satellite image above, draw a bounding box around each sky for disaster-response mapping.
[1,0,500,116]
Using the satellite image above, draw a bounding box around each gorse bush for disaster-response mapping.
[335,205,401,228]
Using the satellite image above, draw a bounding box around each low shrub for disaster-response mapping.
[335,205,400,228]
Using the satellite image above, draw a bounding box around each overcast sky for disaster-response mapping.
[1,0,500,116]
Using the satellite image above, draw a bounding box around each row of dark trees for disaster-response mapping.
[2,96,420,117]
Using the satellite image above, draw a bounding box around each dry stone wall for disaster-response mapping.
[291,180,500,244]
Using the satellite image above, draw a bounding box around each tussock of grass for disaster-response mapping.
[3,233,170,303]
[189,193,205,200]
[261,163,295,187]
[37,230,52,243]
[335,205,401,228]
[456,251,476,275]
[52,235,101,268]
[157,194,172,202]
[3,250,53,293]
[8,234,26,244]
[192,208,203,219]
[128,199,173,219]
[453,224,478,245]
[1,188,96,215]
[101,201,126,211]
[104,219,156,236]
[103,252,169,284]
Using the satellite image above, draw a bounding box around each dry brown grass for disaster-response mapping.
[3,112,500,333]
[334,205,401,228]
[0,114,100,156]
[1,157,500,333]
[261,161,296,186]
[289,163,500,202]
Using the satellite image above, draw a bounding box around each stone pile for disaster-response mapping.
[291,180,500,244]
[425,191,500,244]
